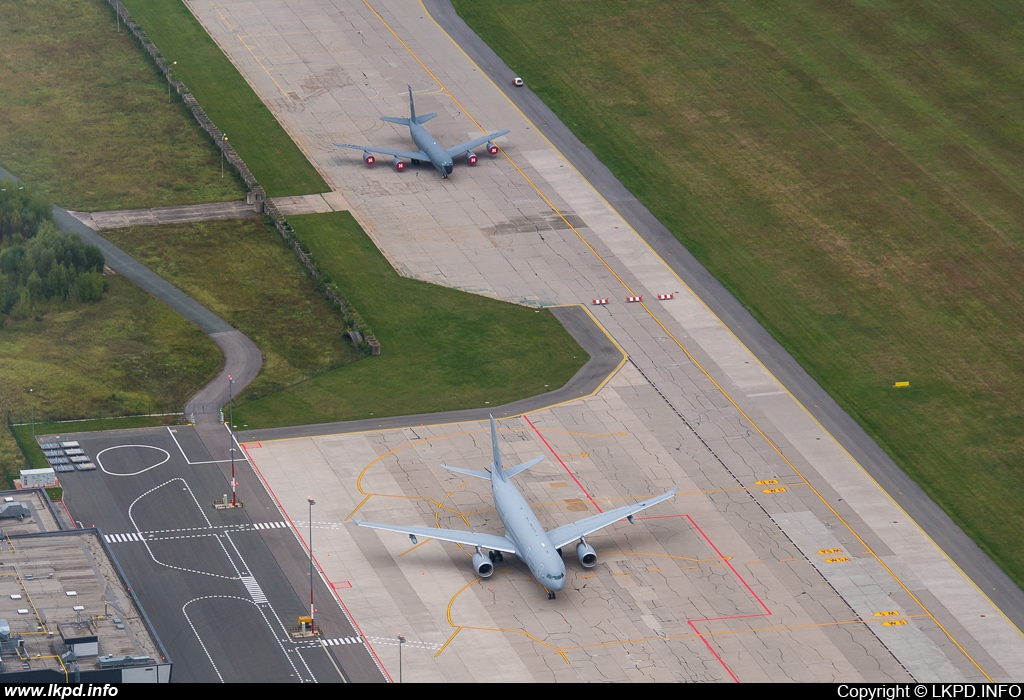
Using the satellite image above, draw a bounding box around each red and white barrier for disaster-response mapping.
[626,295,642,303]
[592,298,609,305]
[657,293,674,300]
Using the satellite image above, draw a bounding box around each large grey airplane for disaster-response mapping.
[334,86,510,178]
[352,417,678,599]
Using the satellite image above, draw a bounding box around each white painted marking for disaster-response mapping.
[96,444,171,477]
[241,576,269,604]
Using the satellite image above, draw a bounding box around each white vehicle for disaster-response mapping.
[513,76,524,87]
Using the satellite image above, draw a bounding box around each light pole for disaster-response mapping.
[167,61,177,102]
[397,633,406,683]
[221,134,228,178]
[308,497,315,634]
[29,388,34,438]
[228,374,237,507]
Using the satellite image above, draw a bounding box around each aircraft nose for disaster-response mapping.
[444,164,453,175]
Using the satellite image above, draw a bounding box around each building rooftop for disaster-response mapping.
[0,518,167,679]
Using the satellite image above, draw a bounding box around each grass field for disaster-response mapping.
[453,1,1024,585]
[0,274,222,486]
[0,0,245,210]
[234,212,588,427]
[102,218,364,403]
[119,0,329,198]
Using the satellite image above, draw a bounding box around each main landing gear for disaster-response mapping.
[488,550,504,563]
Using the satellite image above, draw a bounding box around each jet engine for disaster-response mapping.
[576,540,598,568]
[465,151,478,165]
[362,151,376,166]
[486,141,499,155]
[472,550,494,578]
[393,157,406,172]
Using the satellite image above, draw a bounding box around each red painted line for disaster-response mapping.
[686,515,771,616]
[689,619,740,683]
[681,513,774,682]
[522,414,602,513]
[60,500,77,529]
[240,443,392,682]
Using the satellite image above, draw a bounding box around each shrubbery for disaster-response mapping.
[0,178,106,319]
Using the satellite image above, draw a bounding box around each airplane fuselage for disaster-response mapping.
[492,473,567,592]
[409,121,454,177]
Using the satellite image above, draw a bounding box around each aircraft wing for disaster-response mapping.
[545,484,679,550]
[352,519,517,555]
[444,129,511,158]
[334,142,428,162]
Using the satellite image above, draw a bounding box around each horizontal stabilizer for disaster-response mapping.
[440,464,491,480]
[503,455,544,480]
[380,116,412,126]
[414,113,438,124]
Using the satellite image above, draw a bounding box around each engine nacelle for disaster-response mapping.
[486,141,499,155]
[576,541,598,568]
[472,551,494,578]
[465,151,478,165]
[393,157,406,172]
[362,151,376,166]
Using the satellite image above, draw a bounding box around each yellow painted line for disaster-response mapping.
[397,538,434,557]
[235,35,294,104]
[409,4,1005,677]
[239,0,1006,678]
[434,627,462,658]
[344,493,372,522]
[779,558,799,562]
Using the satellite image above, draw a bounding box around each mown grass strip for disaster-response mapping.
[453,0,1024,585]
[118,0,328,198]
[234,212,589,427]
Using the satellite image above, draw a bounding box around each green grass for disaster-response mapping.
[0,0,244,210]
[119,0,329,198]
[0,275,222,486]
[453,1,1024,585]
[102,218,364,401]
[234,212,589,427]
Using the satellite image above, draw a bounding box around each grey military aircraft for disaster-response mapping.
[352,417,678,599]
[334,86,510,178]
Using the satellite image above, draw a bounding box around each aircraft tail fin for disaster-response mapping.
[440,464,491,480]
[490,415,507,483]
[408,84,416,121]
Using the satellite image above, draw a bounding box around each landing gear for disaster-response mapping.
[547,591,556,600]
[411,159,421,166]
[488,550,504,563]
[556,547,563,557]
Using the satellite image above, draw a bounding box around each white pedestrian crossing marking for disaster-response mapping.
[104,532,143,544]
[241,576,268,604]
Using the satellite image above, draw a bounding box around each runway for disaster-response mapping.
[161,0,1024,682]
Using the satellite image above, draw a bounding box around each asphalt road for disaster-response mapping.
[423,0,1024,629]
